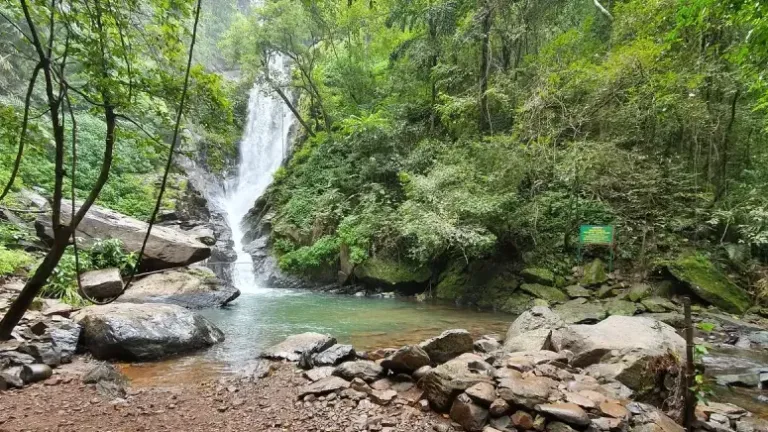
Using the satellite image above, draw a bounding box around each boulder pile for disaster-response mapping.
[260,307,697,432]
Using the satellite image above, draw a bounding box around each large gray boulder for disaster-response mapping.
[421,353,494,411]
[333,360,383,383]
[504,306,564,350]
[117,267,239,309]
[72,303,224,360]
[380,345,431,373]
[554,315,685,392]
[36,202,211,271]
[79,268,124,299]
[419,329,474,363]
[261,333,336,362]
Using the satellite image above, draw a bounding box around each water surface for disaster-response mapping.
[121,290,512,386]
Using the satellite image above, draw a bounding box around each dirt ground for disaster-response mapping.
[0,361,449,432]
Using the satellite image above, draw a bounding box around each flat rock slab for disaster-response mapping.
[298,376,350,398]
[118,267,239,309]
[536,403,591,426]
[261,333,336,362]
[419,329,473,363]
[73,303,224,361]
[80,268,123,299]
[313,344,355,366]
[304,366,335,382]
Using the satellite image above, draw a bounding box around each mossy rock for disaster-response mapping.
[604,298,639,316]
[435,262,469,301]
[666,253,751,315]
[355,257,431,286]
[554,299,607,324]
[596,284,614,299]
[521,267,556,285]
[628,283,652,302]
[581,259,608,286]
[500,292,537,315]
[641,297,677,313]
[519,283,570,303]
[565,285,592,298]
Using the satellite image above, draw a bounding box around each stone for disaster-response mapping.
[547,422,578,432]
[506,306,565,340]
[500,292,539,315]
[82,363,125,384]
[413,365,432,380]
[370,389,397,405]
[554,315,684,391]
[1,366,25,388]
[465,382,496,407]
[304,366,335,382]
[49,321,81,363]
[520,284,570,303]
[421,353,494,411]
[536,403,590,426]
[474,336,502,353]
[313,344,356,366]
[581,259,608,286]
[604,299,639,316]
[419,329,474,363]
[592,417,624,431]
[501,350,567,371]
[380,345,430,373]
[735,417,768,432]
[641,297,678,313]
[565,285,592,298]
[696,402,747,420]
[261,332,336,362]
[628,284,652,302]
[521,268,556,286]
[484,428,503,432]
[641,312,686,328]
[0,350,35,366]
[333,360,383,383]
[80,268,124,299]
[489,399,510,417]
[36,201,211,271]
[73,303,224,360]
[298,376,350,398]
[503,328,553,352]
[512,410,535,429]
[117,267,239,309]
[17,342,61,366]
[599,401,630,419]
[554,300,608,324]
[497,375,557,409]
[667,252,751,314]
[450,393,489,432]
[563,392,596,409]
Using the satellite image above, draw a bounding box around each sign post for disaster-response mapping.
[578,225,616,271]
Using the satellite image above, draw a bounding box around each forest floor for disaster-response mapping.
[0,360,447,432]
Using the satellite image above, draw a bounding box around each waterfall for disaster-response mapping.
[220,56,293,294]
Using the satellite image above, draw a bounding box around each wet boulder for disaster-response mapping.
[73,303,224,361]
[261,333,336,362]
[312,344,356,366]
[421,353,494,411]
[36,201,211,271]
[419,329,474,363]
[118,267,239,309]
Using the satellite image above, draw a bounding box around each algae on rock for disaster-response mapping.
[666,253,751,314]
[354,256,431,286]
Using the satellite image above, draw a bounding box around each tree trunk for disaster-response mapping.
[479,0,492,132]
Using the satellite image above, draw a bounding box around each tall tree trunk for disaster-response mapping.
[479,0,492,132]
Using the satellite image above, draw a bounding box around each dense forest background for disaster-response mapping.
[1,0,768,308]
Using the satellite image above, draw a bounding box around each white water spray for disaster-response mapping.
[221,56,293,294]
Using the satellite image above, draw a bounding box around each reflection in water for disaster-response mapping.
[121,291,513,386]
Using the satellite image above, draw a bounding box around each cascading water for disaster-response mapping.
[220,56,293,294]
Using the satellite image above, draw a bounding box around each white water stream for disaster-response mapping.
[220,56,293,294]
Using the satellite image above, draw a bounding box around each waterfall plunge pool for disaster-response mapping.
[119,290,513,386]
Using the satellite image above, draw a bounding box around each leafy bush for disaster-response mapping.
[0,246,33,277]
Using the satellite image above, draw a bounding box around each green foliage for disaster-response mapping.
[89,239,138,275]
[0,246,33,277]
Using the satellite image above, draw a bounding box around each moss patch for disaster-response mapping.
[355,256,431,286]
[521,267,555,285]
[667,252,751,314]
[519,283,570,303]
[581,259,608,286]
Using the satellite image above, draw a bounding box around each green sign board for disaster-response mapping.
[579,225,614,245]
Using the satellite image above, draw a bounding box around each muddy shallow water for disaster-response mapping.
[120,289,513,386]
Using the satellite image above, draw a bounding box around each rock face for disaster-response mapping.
[554,315,685,391]
[36,202,211,271]
[79,268,123,299]
[519,284,569,303]
[354,256,431,287]
[581,259,608,286]
[381,345,430,373]
[419,329,474,363]
[667,253,751,314]
[521,268,556,286]
[421,353,494,411]
[506,306,565,341]
[261,333,336,362]
[118,267,239,309]
[73,303,224,360]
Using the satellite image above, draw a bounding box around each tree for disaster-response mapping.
[0,0,201,340]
